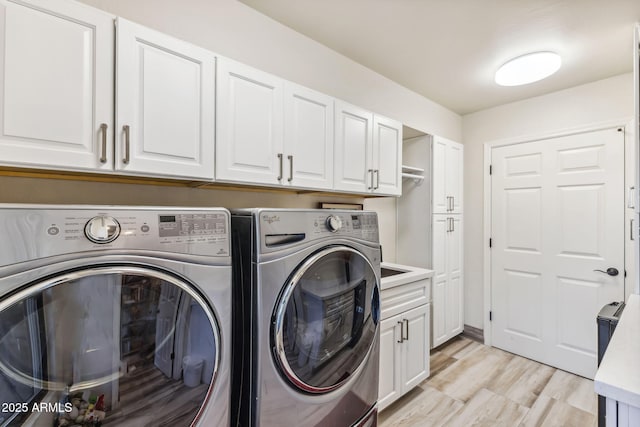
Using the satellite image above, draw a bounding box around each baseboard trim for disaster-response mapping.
[462,324,484,343]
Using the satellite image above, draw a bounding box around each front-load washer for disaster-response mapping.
[231,209,381,427]
[0,205,231,427]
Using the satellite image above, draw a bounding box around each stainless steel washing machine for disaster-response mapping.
[231,209,381,427]
[0,205,231,427]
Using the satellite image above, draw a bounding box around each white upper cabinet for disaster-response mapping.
[334,101,373,193]
[283,82,334,189]
[373,115,402,196]
[0,0,114,171]
[216,57,284,185]
[432,136,463,213]
[334,101,402,196]
[116,18,216,180]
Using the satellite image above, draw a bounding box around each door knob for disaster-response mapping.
[594,268,619,277]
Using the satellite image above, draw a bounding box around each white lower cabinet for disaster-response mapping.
[378,277,431,411]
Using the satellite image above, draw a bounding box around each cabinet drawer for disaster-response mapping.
[380,278,431,320]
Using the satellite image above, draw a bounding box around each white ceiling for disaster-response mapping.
[239,0,640,115]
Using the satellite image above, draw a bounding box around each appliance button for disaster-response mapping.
[141,224,150,233]
[85,216,121,244]
[325,215,343,232]
[47,226,60,236]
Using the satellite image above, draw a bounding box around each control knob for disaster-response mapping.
[85,215,121,244]
[325,214,343,232]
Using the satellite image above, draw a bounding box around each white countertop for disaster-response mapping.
[380,261,434,290]
[594,294,640,407]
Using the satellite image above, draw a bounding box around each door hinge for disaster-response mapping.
[489,238,492,248]
[489,311,493,321]
[489,164,492,175]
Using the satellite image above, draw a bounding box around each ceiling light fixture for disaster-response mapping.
[495,51,561,86]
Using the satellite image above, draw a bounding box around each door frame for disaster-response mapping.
[482,118,633,347]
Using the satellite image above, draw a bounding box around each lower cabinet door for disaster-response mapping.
[401,304,430,391]
[378,304,431,412]
[378,316,402,411]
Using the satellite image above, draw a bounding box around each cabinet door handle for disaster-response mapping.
[277,153,283,181]
[451,196,455,211]
[403,318,409,341]
[122,125,130,164]
[368,169,374,190]
[288,155,293,182]
[632,219,635,241]
[396,321,404,343]
[374,169,380,189]
[451,217,455,232]
[99,123,108,163]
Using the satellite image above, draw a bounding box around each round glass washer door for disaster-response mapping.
[272,246,380,394]
[0,265,220,427]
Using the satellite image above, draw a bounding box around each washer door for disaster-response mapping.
[273,246,380,394]
[0,265,220,427]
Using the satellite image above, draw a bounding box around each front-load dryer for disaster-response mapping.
[0,205,232,427]
[231,209,381,427]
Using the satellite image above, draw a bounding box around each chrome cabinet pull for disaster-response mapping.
[99,123,108,163]
[632,219,635,241]
[374,169,380,189]
[404,318,409,341]
[397,321,404,343]
[451,217,455,232]
[277,153,283,181]
[288,155,293,182]
[368,169,374,190]
[122,125,130,164]
[451,196,455,211]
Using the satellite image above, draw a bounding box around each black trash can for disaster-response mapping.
[597,301,625,427]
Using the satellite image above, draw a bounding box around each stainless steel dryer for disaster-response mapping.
[231,209,381,427]
[0,205,231,427]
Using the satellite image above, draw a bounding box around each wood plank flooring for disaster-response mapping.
[379,336,597,427]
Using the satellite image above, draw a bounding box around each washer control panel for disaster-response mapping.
[0,207,231,266]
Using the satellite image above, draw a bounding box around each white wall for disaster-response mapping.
[462,73,635,330]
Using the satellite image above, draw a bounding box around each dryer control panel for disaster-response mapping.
[0,206,231,266]
[257,209,379,246]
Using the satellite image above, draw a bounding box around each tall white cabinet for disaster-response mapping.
[431,136,464,347]
[0,0,114,172]
[397,134,464,349]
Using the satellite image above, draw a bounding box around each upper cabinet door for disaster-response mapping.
[446,141,464,213]
[334,101,373,193]
[216,58,283,185]
[0,0,114,171]
[283,82,334,190]
[116,18,216,180]
[432,136,463,213]
[432,137,448,213]
[372,115,402,196]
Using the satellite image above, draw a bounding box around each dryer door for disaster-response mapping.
[273,246,380,394]
[0,265,220,427]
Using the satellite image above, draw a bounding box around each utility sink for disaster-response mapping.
[379,262,434,290]
[381,267,406,278]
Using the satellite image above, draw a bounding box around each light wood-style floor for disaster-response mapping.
[380,336,598,427]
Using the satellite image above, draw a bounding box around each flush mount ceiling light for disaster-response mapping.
[495,51,561,86]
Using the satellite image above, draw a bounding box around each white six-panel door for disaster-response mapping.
[491,127,625,379]
[0,0,114,171]
[116,18,216,180]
